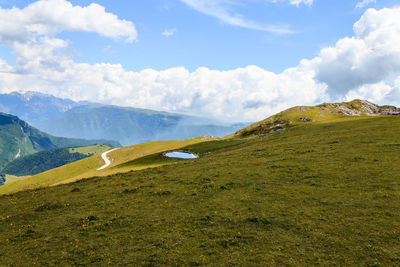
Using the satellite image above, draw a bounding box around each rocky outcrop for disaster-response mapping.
[318,100,380,116]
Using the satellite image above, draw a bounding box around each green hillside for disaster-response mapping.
[234,99,399,137]
[0,138,207,195]
[0,112,120,169]
[2,145,111,177]
[0,115,399,265]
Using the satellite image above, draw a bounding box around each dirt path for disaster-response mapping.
[97,148,118,170]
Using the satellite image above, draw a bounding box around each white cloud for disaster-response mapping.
[0,63,326,122]
[162,28,177,37]
[0,3,400,122]
[102,45,116,54]
[345,81,393,102]
[269,0,313,6]
[180,0,293,34]
[356,0,376,9]
[0,0,137,44]
[314,7,400,95]
[289,0,313,6]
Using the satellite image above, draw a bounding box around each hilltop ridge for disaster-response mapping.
[235,99,399,137]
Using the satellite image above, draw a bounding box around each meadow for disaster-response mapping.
[0,116,399,265]
[0,138,207,195]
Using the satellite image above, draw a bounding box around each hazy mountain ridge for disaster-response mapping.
[0,91,88,124]
[0,92,249,146]
[35,104,249,146]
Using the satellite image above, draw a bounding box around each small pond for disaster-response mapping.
[165,151,198,159]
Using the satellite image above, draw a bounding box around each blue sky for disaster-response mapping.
[0,0,399,121]
[0,0,395,72]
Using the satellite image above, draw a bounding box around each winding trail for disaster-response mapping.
[97,148,119,170]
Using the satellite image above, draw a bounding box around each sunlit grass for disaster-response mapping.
[0,138,207,194]
[0,117,399,265]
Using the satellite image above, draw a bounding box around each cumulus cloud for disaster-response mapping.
[0,2,400,122]
[179,0,293,34]
[0,0,137,44]
[0,62,327,121]
[314,7,400,96]
[345,81,393,102]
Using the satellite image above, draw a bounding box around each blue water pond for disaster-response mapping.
[165,152,198,159]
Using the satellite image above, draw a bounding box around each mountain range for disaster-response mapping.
[35,104,248,146]
[0,91,88,124]
[0,92,248,146]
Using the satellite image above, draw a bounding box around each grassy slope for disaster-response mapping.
[4,175,29,184]
[0,117,399,265]
[234,100,379,137]
[0,138,206,195]
[68,144,111,155]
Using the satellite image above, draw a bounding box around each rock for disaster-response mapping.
[298,117,314,122]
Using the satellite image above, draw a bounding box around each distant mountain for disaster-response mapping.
[0,112,120,169]
[35,104,249,146]
[0,91,88,124]
[0,91,249,145]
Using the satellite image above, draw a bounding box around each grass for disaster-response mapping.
[0,116,399,265]
[68,144,112,155]
[4,175,29,184]
[0,138,206,195]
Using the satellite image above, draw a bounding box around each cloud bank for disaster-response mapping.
[0,1,399,122]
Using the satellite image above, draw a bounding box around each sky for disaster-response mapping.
[0,0,399,122]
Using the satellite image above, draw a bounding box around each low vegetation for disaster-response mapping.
[0,116,399,265]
